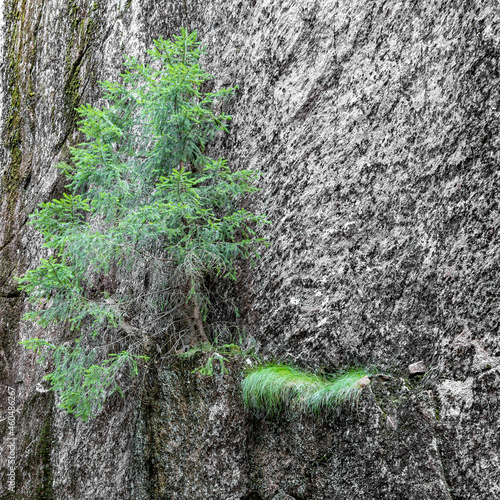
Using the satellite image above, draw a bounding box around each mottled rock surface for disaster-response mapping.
[0,0,499,499]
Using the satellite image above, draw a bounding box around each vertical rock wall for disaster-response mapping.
[0,0,498,498]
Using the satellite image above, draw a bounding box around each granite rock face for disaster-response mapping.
[143,360,453,500]
[0,0,499,498]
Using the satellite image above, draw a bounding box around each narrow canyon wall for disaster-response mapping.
[0,0,499,499]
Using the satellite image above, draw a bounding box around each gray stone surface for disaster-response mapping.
[0,0,499,498]
[143,360,453,500]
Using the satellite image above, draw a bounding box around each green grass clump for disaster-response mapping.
[242,364,372,417]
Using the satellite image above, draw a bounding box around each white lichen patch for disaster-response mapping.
[437,378,474,419]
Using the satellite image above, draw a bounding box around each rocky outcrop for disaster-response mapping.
[1,0,499,498]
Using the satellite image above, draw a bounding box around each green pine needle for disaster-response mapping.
[18,29,267,422]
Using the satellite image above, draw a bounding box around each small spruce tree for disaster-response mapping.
[18,29,267,421]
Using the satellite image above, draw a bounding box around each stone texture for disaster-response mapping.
[0,0,498,499]
[143,358,452,500]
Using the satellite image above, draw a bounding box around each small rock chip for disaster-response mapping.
[408,361,426,376]
[356,376,371,388]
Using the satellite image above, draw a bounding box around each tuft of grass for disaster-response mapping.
[242,364,373,417]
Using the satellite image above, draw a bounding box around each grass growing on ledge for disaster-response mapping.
[242,364,373,417]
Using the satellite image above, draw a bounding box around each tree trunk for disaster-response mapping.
[184,276,209,346]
